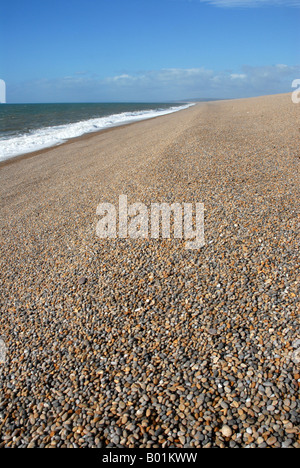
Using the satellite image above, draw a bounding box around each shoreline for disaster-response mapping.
[0,92,289,169]
[0,103,196,168]
[0,117,154,169]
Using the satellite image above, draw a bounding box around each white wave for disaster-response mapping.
[0,103,194,161]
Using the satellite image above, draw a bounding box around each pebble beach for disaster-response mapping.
[0,93,299,448]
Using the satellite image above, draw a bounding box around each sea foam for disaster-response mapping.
[0,104,194,161]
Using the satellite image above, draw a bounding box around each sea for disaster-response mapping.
[0,102,194,162]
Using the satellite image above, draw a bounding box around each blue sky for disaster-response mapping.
[1,0,299,102]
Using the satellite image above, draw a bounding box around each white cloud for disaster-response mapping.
[230,73,247,79]
[197,0,300,7]
[109,74,132,82]
[8,64,300,102]
[102,64,300,99]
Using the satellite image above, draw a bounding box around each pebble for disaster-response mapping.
[266,436,277,446]
[0,94,299,449]
[221,425,232,438]
[78,276,87,285]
